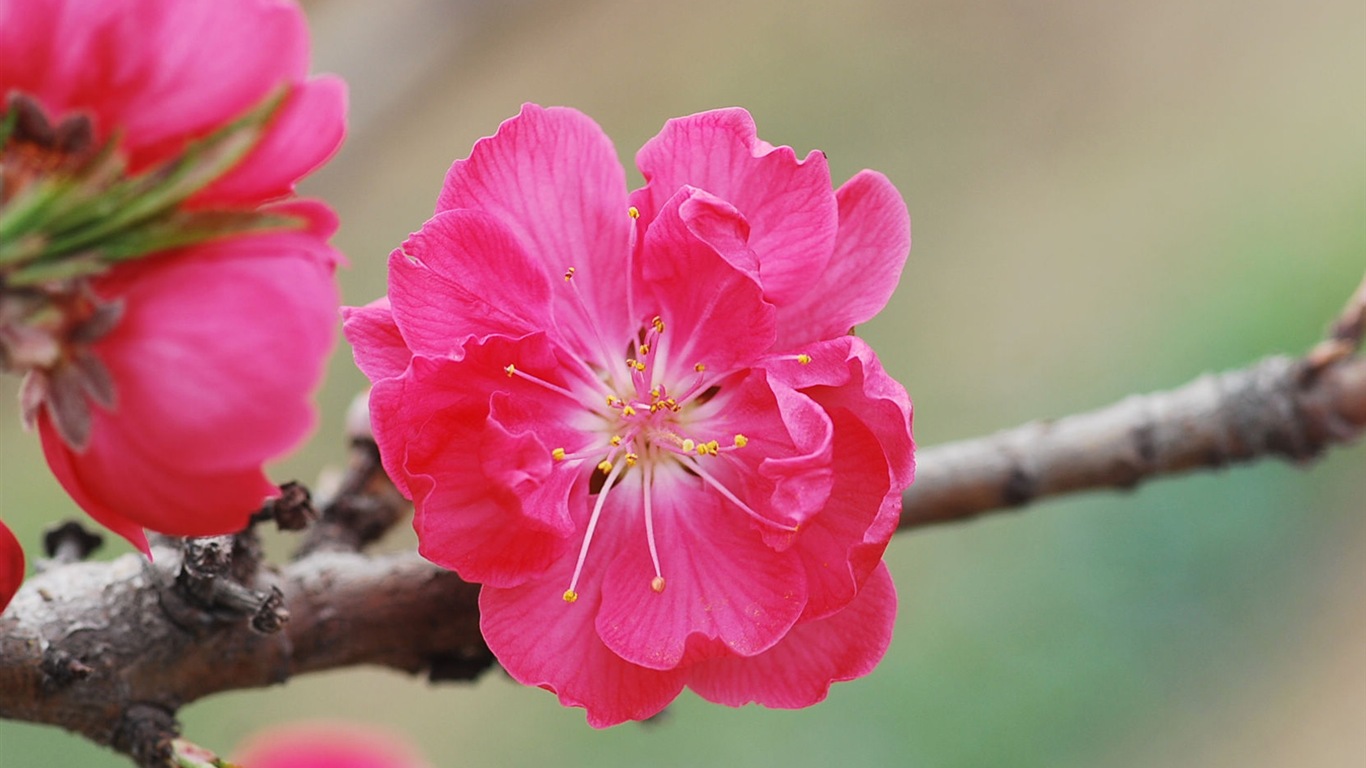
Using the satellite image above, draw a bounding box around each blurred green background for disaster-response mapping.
[2,0,1363,765]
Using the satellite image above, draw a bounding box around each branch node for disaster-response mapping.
[40,647,94,691]
[41,520,104,565]
[254,481,318,532]
[113,703,178,768]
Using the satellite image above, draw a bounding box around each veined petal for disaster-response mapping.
[596,471,807,670]
[687,562,896,709]
[776,170,911,348]
[387,209,556,356]
[640,188,776,377]
[634,108,838,304]
[342,298,410,384]
[481,496,688,727]
[436,103,634,360]
[0,519,25,614]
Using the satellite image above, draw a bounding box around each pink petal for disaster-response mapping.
[480,517,688,727]
[386,339,588,586]
[0,519,24,614]
[436,104,634,362]
[687,562,897,709]
[341,298,411,383]
[596,470,807,670]
[33,215,339,548]
[88,213,339,475]
[775,170,911,348]
[685,369,834,536]
[191,76,348,207]
[792,410,894,620]
[634,108,838,304]
[639,189,776,378]
[767,336,915,491]
[386,210,555,356]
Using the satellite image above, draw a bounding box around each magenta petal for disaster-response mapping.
[596,471,807,670]
[635,108,838,304]
[776,170,911,348]
[193,76,348,207]
[342,299,411,383]
[640,189,776,376]
[0,519,25,614]
[38,410,279,548]
[437,103,634,356]
[480,535,688,727]
[89,224,338,475]
[687,562,897,709]
[387,210,555,356]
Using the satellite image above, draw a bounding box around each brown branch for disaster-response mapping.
[0,278,1362,766]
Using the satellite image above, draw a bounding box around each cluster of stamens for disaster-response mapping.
[503,206,813,606]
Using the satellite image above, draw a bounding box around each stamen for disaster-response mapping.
[642,462,664,592]
[609,435,623,446]
[797,354,811,365]
[733,434,749,448]
[597,459,613,474]
[552,448,567,461]
[565,460,627,603]
[563,266,576,281]
[503,363,579,400]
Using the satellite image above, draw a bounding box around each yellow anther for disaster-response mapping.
[639,344,650,356]
[552,447,567,461]
[597,460,613,474]
[796,353,811,365]
[628,206,640,220]
[634,361,646,372]
[651,576,667,593]
[650,386,661,399]
[626,357,638,369]
[622,405,637,417]
[610,435,623,447]
[734,434,749,448]
[625,452,639,466]
[706,440,720,455]
[563,266,576,281]
[694,363,706,372]
[652,316,665,333]
[606,395,622,407]
[681,438,695,453]
[504,364,516,377]
[696,443,708,456]
[563,590,579,603]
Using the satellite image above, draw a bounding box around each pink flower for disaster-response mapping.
[0,519,22,614]
[346,105,914,725]
[232,722,431,768]
[1,0,345,551]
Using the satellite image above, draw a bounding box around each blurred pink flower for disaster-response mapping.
[346,104,913,725]
[233,722,430,768]
[1,0,345,551]
[0,519,22,614]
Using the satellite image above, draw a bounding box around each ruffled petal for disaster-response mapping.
[0,519,25,614]
[436,104,634,363]
[481,489,687,727]
[640,189,776,378]
[685,369,834,535]
[596,470,807,670]
[386,210,555,356]
[634,108,838,304]
[687,562,896,708]
[775,170,911,348]
[386,337,587,586]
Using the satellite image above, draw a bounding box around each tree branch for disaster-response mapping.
[1,277,1362,766]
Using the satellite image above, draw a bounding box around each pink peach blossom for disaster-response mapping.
[0,519,22,614]
[346,104,913,725]
[1,0,345,551]
[232,722,430,768]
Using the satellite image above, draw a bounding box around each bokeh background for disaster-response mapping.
[2,0,1363,765]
